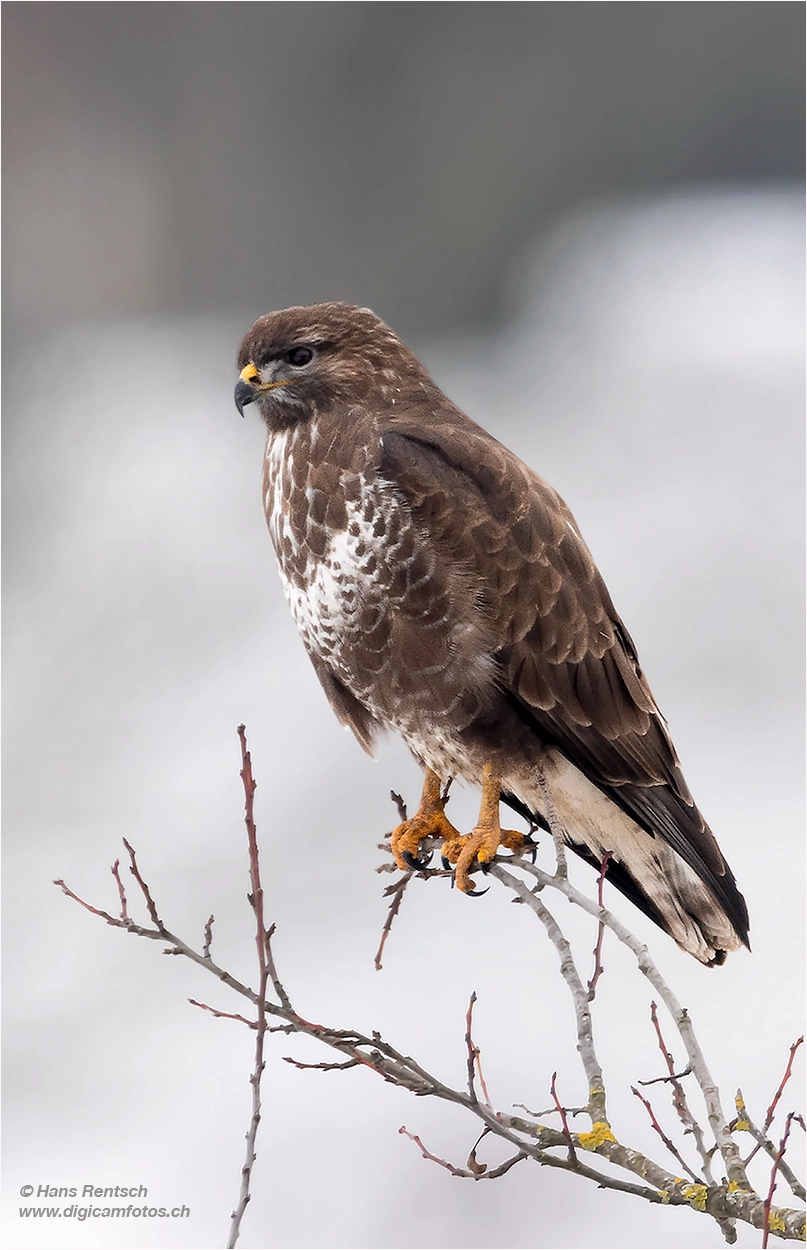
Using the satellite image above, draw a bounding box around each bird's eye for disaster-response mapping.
[285,346,314,367]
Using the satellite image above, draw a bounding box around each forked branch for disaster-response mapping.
[54,729,805,1247]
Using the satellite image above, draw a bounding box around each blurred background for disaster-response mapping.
[3,5,804,1250]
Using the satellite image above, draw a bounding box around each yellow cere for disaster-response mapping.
[240,363,259,382]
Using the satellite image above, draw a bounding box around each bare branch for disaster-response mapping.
[586,851,612,1000]
[736,1091,806,1202]
[492,859,751,1191]
[631,1084,703,1184]
[189,999,257,1029]
[122,838,162,927]
[111,859,129,921]
[551,1072,578,1165]
[227,725,270,1250]
[373,870,412,971]
[765,1039,805,1134]
[764,1114,800,1248]
[202,914,215,960]
[54,750,805,1246]
[646,1000,713,1183]
[282,1056,360,1072]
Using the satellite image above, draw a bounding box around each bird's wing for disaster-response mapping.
[304,646,379,756]
[378,416,737,900]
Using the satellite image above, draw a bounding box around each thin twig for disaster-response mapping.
[638,1067,692,1087]
[551,1072,578,1164]
[735,1091,806,1202]
[647,1001,713,1183]
[631,1085,703,1184]
[202,914,215,960]
[282,1056,360,1072]
[492,860,747,1189]
[374,871,412,971]
[765,1039,804,1133]
[763,1114,799,1248]
[111,859,129,921]
[465,992,492,1109]
[587,851,612,1000]
[189,999,257,1029]
[488,865,608,1127]
[122,838,162,927]
[227,726,270,1250]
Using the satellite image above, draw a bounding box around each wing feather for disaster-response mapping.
[379,417,742,914]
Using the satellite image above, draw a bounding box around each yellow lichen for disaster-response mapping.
[735,1120,750,1132]
[578,1121,616,1149]
[658,1189,670,1204]
[683,1184,708,1212]
[767,1213,787,1235]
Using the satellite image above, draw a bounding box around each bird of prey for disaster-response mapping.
[234,302,749,965]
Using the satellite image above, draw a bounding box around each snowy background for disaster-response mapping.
[4,188,804,1249]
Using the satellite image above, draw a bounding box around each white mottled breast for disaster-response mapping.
[264,424,387,669]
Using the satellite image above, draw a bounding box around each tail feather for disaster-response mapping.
[501,757,750,966]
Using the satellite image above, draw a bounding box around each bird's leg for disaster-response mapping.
[390,768,461,871]
[441,762,526,895]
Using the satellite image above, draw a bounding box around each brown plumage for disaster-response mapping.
[235,301,749,965]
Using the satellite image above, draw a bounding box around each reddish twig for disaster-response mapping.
[111,859,129,921]
[122,838,162,927]
[551,1072,577,1165]
[746,1037,805,1170]
[227,726,270,1250]
[189,999,257,1029]
[631,1086,703,1184]
[53,880,123,928]
[264,922,293,1013]
[399,1126,470,1178]
[734,1091,806,1201]
[764,1039,804,1134]
[763,1113,799,1248]
[465,992,493,1109]
[374,870,413,971]
[646,1000,713,1181]
[399,1126,526,1182]
[282,1056,360,1072]
[587,851,612,1000]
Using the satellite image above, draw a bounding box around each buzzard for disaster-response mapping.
[235,302,749,965]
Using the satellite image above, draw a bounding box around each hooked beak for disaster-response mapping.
[234,363,259,418]
[234,362,291,417]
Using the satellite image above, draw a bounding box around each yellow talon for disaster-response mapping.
[441,762,526,893]
[391,769,460,870]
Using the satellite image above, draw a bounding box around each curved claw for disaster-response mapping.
[441,855,451,871]
[465,884,490,897]
[402,849,433,871]
[523,833,538,865]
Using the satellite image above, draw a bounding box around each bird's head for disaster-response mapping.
[235,302,430,428]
